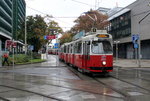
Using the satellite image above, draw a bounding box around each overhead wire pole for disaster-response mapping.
[25,11,27,55]
[12,0,15,69]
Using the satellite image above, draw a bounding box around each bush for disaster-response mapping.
[9,54,30,64]
[32,52,41,59]
[27,52,41,59]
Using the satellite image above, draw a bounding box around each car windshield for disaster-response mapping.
[92,41,112,54]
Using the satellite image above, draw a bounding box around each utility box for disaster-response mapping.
[41,53,46,60]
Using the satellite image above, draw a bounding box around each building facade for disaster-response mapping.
[13,0,26,40]
[107,0,150,59]
[0,0,26,52]
[0,0,13,51]
[97,7,111,15]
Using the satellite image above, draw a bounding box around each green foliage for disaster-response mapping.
[29,59,45,63]
[9,54,30,64]
[26,15,64,52]
[26,15,48,52]
[47,20,63,35]
[8,54,44,64]
[27,52,41,59]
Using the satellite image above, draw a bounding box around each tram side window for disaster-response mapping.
[70,44,73,53]
[68,45,70,53]
[66,46,69,53]
[74,42,82,53]
[87,41,90,54]
[77,42,82,53]
[64,46,66,53]
[74,44,77,53]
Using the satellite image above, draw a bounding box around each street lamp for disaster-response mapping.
[114,41,120,62]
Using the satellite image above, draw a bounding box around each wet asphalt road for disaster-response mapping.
[0,55,150,101]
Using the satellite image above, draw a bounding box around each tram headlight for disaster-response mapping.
[102,61,106,65]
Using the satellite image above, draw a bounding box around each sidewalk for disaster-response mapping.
[114,59,150,68]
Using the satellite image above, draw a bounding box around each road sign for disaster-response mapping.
[12,42,17,48]
[44,36,47,40]
[134,43,139,48]
[28,45,34,51]
[47,35,56,40]
[6,40,12,48]
[54,43,59,49]
[6,40,17,48]
[132,34,139,43]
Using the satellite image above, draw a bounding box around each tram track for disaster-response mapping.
[0,96,10,101]
[92,75,150,101]
[65,66,127,100]
[110,75,150,92]
[66,65,150,100]
[0,84,65,101]
[0,75,123,100]
[1,56,149,101]
[112,67,150,86]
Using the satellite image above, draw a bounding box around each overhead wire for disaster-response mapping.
[27,6,76,26]
[71,0,94,7]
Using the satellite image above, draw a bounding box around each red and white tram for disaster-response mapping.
[59,30,113,74]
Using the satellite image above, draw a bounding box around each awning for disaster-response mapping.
[108,8,131,21]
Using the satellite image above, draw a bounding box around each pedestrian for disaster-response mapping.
[2,53,9,66]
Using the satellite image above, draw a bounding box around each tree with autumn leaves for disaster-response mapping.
[59,10,109,45]
[59,32,73,45]
[72,10,109,33]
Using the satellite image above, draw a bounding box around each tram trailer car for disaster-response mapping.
[58,45,64,61]
[59,31,113,74]
[48,49,58,55]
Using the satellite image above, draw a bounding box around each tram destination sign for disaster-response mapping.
[96,34,109,38]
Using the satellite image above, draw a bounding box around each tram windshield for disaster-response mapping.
[92,41,112,54]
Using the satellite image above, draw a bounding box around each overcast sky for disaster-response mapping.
[25,0,136,31]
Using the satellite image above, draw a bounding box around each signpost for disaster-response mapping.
[28,45,34,51]
[6,40,17,49]
[54,43,59,49]
[132,34,140,64]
